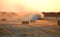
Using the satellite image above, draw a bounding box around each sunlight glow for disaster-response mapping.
[0,0,60,12]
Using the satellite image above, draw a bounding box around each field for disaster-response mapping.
[0,20,60,37]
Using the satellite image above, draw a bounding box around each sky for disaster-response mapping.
[0,0,60,13]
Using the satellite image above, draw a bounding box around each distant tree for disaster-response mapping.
[57,12,60,17]
[2,12,6,14]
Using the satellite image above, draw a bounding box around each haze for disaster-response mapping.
[0,0,60,13]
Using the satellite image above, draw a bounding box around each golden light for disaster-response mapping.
[0,0,60,12]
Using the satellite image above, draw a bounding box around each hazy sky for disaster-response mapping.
[0,0,60,12]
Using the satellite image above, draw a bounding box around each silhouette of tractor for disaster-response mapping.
[22,14,43,24]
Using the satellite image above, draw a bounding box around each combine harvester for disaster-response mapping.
[21,12,44,24]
